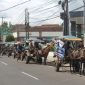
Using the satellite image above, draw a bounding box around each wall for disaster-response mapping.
[17,31,63,38]
[70,17,83,24]
[19,32,39,37]
[42,32,63,38]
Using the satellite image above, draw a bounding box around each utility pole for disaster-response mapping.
[2,17,4,25]
[83,0,85,47]
[64,0,69,35]
[1,17,6,26]
[59,0,69,35]
[25,8,29,40]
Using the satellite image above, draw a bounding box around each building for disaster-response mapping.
[60,11,83,38]
[70,11,83,37]
[12,24,63,41]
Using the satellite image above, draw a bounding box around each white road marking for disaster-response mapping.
[21,72,39,80]
[0,61,8,66]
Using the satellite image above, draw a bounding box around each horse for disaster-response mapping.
[26,47,36,64]
[69,48,85,74]
[69,49,80,73]
[78,48,85,75]
[25,43,52,65]
[21,50,27,61]
[41,44,51,65]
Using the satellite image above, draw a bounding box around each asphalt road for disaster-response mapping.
[0,55,85,85]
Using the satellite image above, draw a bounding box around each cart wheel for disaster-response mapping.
[55,62,61,72]
[26,56,29,64]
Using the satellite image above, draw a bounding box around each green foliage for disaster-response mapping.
[5,34,15,42]
[0,22,12,35]
[2,22,8,28]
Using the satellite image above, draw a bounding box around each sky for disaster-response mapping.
[0,0,84,26]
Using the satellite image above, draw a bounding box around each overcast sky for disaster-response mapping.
[0,0,84,26]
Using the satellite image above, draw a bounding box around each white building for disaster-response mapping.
[12,24,63,41]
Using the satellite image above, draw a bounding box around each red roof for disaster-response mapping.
[12,24,63,32]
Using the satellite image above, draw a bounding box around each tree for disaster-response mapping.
[2,22,8,27]
[0,21,12,35]
[5,34,15,42]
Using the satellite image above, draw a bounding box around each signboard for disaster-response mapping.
[54,39,65,59]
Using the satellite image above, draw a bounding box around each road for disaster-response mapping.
[0,55,85,85]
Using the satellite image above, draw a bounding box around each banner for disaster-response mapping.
[57,47,65,59]
[54,39,65,59]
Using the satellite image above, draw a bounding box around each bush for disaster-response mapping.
[5,34,15,42]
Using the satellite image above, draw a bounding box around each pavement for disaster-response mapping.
[0,55,85,85]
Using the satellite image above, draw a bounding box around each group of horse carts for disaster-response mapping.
[1,36,85,75]
[0,41,51,65]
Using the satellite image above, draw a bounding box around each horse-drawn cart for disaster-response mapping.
[55,36,82,72]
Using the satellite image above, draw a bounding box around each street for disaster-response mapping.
[0,55,85,85]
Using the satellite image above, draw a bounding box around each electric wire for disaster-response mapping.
[30,16,59,23]
[12,1,57,23]
[70,6,84,12]
[29,0,58,13]
[0,0,31,12]
[15,0,60,24]
[30,4,60,15]
[30,11,60,23]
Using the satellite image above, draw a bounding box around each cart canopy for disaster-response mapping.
[63,35,82,41]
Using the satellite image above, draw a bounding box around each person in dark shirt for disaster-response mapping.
[64,41,71,56]
[34,42,40,49]
[17,44,23,53]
